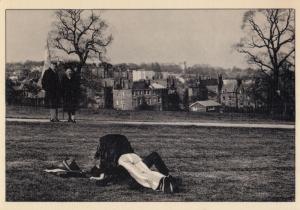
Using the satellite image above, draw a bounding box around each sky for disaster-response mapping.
[6,10,249,69]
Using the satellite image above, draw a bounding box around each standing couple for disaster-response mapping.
[41,62,80,123]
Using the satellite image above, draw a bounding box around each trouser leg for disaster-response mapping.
[50,109,56,120]
[71,110,75,120]
[143,152,169,176]
[55,108,58,120]
[67,111,72,120]
[118,153,165,190]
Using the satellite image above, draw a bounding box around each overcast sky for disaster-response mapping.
[6,10,249,69]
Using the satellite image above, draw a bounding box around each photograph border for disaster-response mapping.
[1,0,298,209]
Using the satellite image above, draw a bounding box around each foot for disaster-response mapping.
[157,176,174,193]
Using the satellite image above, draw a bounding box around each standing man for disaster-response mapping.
[42,62,61,122]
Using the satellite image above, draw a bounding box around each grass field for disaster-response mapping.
[6,105,295,124]
[6,120,295,201]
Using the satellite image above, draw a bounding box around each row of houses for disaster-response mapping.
[7,62,258,112]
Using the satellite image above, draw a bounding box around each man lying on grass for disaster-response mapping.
[90,134,182,193]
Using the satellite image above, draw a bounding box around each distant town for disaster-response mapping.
[6,60,275,114]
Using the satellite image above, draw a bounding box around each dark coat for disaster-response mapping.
[61,75,79,112]
[93,134,136,186]
[94,134,134,173]
[42,68,61,108]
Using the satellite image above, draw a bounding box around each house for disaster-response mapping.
[113,80,168,111]
[113,89,133,110]
[207,85,219,101]
[220,79,255,110]
[189,100,221,112]
[186,78,209,104]
[132,80,167,111]
[113,65,133,89]
[237,79,256,109]
[132,69,155,81]
[220,79,239,108]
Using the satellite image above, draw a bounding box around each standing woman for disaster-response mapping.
[62,68,79,123]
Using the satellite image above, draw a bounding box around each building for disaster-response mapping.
[132,69,155,81]
[113,89,133,110]
[207,85,219,101]
[113,80,168,111]
[220,79,239,108]
[189,100,221,112]
[132,81,167,111]
[220,79,255,110]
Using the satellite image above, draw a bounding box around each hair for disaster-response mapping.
[50,62,58,66]
[65,68,74,74]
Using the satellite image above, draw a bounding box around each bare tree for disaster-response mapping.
[236,9,295,113]
[49,9,113,74]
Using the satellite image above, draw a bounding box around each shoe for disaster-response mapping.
[54,118,60,122]
[62,159,81,171]
[90,166,102,177]
[158,175,175,194]
[68,119,72,123]
[72,119,76,123]
[50,119,55,122]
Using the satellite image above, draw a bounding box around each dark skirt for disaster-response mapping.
[63,94,78,113]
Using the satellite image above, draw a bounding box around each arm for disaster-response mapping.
[41,70,49,91]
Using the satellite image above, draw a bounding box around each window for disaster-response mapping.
[116,100,119,106]
[207,107,215,111]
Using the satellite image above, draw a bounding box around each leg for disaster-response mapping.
[143,152,169,175]
[50,109,56,120]
[118,153,165,190]
[71,110,75,121]
[68,111,72,121]
[55,108,59,120]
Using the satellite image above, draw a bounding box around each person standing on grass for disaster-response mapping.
[62,68,79,123]
[42,62,61,122]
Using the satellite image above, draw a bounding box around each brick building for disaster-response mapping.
[113,80,168,111]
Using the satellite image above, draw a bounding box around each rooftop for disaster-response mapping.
[150,83,166,89]
[189,100,221,107]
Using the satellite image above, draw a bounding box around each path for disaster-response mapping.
[5,117,295,129]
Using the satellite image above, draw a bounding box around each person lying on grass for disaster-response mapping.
[45,134,182,193]
[89,134,182,194]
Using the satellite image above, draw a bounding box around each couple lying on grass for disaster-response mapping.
[46,134,182,194]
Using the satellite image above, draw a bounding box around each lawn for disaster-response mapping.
[6,105,295,124]
[6,121,295,201]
